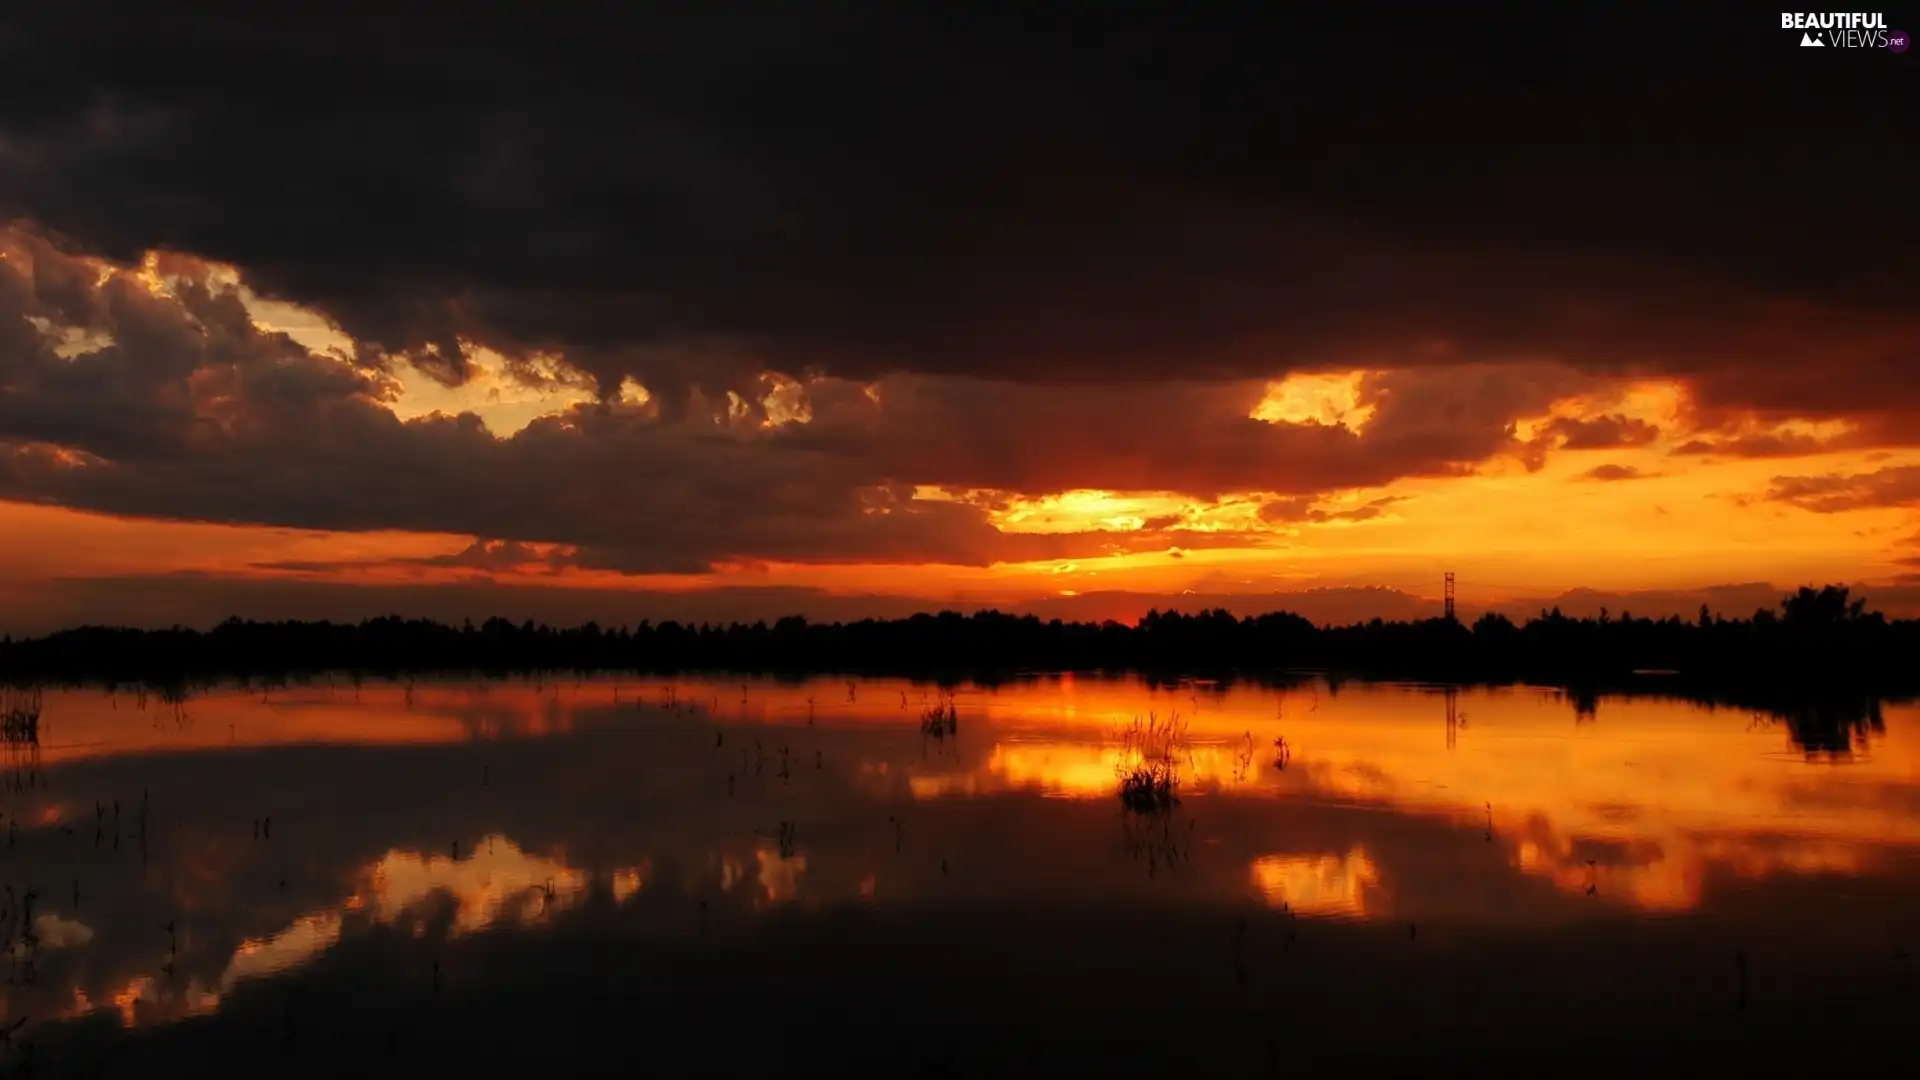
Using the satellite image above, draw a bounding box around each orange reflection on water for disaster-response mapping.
[754,844,807,904]
[1513,824,1871,911]
[219,911,344,997]
[363,836,590,934]
[30,683,524,764]
[112,977,153,1029]
[26,675,1920,921]
[980,741,1256,798]
[81,835,597,1028]
[1250,848,1382,918]
[907,772,978,798]
[858,677,1920,915]
[612,861,651,904]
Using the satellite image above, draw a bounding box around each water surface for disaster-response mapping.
[5,675,1916,1075]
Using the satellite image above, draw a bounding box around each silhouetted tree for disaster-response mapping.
[0,585,1913,700]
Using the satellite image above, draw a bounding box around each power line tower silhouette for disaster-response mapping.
[1444,572,1456,622]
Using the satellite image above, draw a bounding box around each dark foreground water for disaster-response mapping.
[0,675,1915,1076]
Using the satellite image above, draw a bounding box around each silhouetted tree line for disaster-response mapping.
[0,586,1913,698]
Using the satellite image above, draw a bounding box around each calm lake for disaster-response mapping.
[3,674,1916,1076]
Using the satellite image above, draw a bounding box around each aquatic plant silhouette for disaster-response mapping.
[920,694,959,739]
[8,889,38,987]
[156,682,192,727]
[1115,712,1188,814]
[159,916,178,982]
[1119,805,1191,876]
[0,689,38,744]
[0,702,38,792]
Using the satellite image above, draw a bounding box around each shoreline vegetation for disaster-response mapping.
[0,585,1910,697]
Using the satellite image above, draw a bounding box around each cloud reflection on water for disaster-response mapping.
[1,672,1915,1041]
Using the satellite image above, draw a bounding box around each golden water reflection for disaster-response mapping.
[73,836,650,1028]
[20,675,1920,934]
[3,671,1918,1046]
[1251,849,1382,918]
[880,682,1920,914]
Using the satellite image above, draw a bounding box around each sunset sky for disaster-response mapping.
[0,10,1916,634]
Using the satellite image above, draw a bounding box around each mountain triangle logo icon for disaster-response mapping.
[1800,31,1824,46]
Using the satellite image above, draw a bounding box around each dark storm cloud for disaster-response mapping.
[1,234,1106,571]
[0,236,1618,564]
[0,8,1915,422]
[3,7,1919,584]
[253,540,562,576]
[1765,466,1920,513]
[1673,433,1851,458]
[1538,415,1660,451]
[1258,495,1410,525]
[1578,464,1655,483]
[792,365,1584,497]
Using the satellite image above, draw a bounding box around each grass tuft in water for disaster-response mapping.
[920,694,959,739]
[0,688,39,744]
[1115,711,1188,814]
